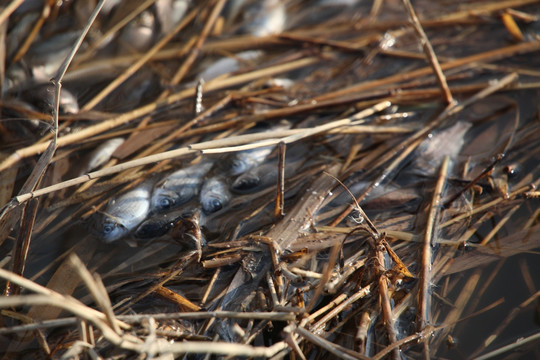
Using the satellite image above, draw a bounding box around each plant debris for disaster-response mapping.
[1,0,539,359]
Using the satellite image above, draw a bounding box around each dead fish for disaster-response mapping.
[155,0,190,35]
[151,161,213,212]
[227,0,286,36]
[97,184,152,242]
[28,31,82,81]
[227,145,274,176]
[231,159,298,193]
[414,121,472,175]
[120,10,156,53]
[135,208,186,239]
[198,50,262,83]
[84,138,125,173]
[10,83,79,116]
[200,176,231,214]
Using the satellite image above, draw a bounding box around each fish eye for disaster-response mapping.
[232,159,245,172]
[210,199,222,212]
[102,223,116,234]
[233,177,259,190]
[159,197,174,209]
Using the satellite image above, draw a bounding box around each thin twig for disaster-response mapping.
[274,141,286,218]
[418,156,449,332]
[401,0,453,104]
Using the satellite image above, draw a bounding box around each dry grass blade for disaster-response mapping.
[418,156,450,331]
[473,331,540,360]
[2,1,539,358]
[0,56,320,173]
[10,103,389,206]
[293,325,368,360]
[68,254,122,335]
[81,4,197,111]
[0,0,25,27]
[401,0,453,104]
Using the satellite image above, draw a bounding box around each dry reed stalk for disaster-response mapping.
[293,325,367,360]
[471,290,540,357]
[0,0,25,26]
[7,103,389,209]
[479,204,521,245]
[401,0,453,104]
[68,254,122,335]
[73,0,158,65]
[81,6,197,111]
[473,331,540,360]
[314,41,534,103]
[417,156,449,332]
[274,141,286,218]
[10,1,50,63]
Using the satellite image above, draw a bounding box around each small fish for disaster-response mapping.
[97,184,152,242]
[14,83,79,116]
[85,138,125,173]
[120,10,156,52]
[155,0,190,35]
[198,50,261,83]
[414,121,472,175]
[151,161,213,212]
[28,31,82,81]
[135,208,186,239]
[232,160,297,193]
[228,146,274,176]
[228,0,286,37]
[200,176,231,214]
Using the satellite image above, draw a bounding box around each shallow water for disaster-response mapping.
[1,1,540,359]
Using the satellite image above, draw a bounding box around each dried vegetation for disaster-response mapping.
[0,0,539,359]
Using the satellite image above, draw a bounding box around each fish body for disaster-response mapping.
[151,161,213,212]
[414,121,472,175]
[232,160,293,193]
[228,0,286,36]
[155,0,190,35]
[198,50,261,83]
[135,208,186,239]
[97,184,152,242]
[85,138,125,173]
[200,176,231,214]
[228,146,273,176]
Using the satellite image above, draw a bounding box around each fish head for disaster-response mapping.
[151,188,178,212]
[232,173,260,192]
[151,187,196,212]
[230,155,258,175]
[97,216,129,243]
[201,196,224,214]
[135,219,172,239]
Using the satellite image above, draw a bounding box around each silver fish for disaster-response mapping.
[198,50,261,83]
[231,159,297,193]
[200,176,231,214]
[135,208,186,239]
[228,145,274,176]
[155,0,190,35]
[151,161,213,212]
[28,31,82,81]
[414,121,472,175]
[228,0,286,37]
[85,138,125,173]
[120,10,155,53]
[97,184,152,242]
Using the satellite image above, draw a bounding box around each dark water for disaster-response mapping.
[1,1,540,359]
